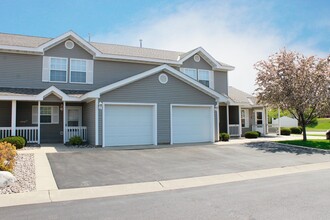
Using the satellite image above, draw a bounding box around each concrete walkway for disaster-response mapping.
[1,134,327,208]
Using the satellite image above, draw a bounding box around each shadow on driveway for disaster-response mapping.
[245,142,330,155]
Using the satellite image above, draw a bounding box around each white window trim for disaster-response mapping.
[69,58,88,84]
[241,109,249,128]
[49,57,68,83]
[180,68,213,88]
[32,105,59,124]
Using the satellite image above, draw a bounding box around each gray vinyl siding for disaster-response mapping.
[181,56,212,70]
[83,101,95,145]
[44,41,93,60]
[43,94,61,102]
[0,52,156,91]
[214,71,228,95]
[99,73,217,145]
[16,101,63,143]
[0,101,11,127]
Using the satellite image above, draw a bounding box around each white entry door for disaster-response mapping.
[254,110,264,134]
[66,106,82,126]
[103,103,157,147]
[171,105,214,144]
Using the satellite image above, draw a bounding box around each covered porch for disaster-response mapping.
[0,87,91,144]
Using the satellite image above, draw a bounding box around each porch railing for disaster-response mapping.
[65,126,87,142]
[0,127,38,143]
[16,127,39,143]
[0,127,11,139]
[229,124,240,136]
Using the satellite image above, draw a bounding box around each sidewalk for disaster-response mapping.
[1,134,327,208]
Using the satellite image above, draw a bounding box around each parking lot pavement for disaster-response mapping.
[47,142,330,189]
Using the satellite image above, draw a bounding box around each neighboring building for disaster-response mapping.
[0,31,265,147]
[272,116,298,128]
[227,86,268,136]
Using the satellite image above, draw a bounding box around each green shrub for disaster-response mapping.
[0,142,17,172]
[220,133,230,141]
[254,131,261,137]
[69,136,83,145]
[280,128,291,136]
[244,131,259,139]
[290,127,302,134]
[0,136,26,149]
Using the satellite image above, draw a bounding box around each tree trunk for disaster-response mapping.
[301,114,307,141]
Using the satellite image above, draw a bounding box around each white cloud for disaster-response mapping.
[93,1,327,94]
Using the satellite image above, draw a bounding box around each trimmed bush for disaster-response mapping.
[0,136,26,149]
[244,131,259,139]
[69,136,83,145]
[254,131,261,137]
[220,133,230,141]
[290,127,302,134]
[280,128,291,136]
[0,142,17,172]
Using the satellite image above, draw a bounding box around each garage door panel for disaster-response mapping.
[104,104,155,147]
[172,106,213,144]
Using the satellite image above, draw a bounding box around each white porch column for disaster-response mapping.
[215,102,219,141]
[265,107,268,134]
[38,101,41,144]
[63,101,66,143]
[11,100,16,136]
[238,105,242,137]
[226,103,229,134]
[278,107,281,135]
[95,99,99,145]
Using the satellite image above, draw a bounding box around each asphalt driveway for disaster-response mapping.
[47,142,330,189]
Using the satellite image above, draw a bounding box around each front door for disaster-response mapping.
[66,106,82,127]
[255,110,264,134]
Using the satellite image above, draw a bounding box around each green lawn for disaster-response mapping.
[278,139,330,150]
[306,118,330,132]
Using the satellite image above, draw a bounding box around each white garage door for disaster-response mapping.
[104,104,156,147]
[172,105,214,144]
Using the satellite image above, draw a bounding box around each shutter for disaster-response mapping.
[32,106,38,124]
[245,109,250,127]
[42,56,50,82]
[52,106,59,124]
[86,60,94,84]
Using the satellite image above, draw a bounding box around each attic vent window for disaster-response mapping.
[65,40,75,49]
[194,54,200,62]
[158,73,168,84]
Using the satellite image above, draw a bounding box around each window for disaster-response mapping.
[50,57,68,82]
[198,70,210,87]
[32,106,59,124]
[241,109,249,128]
[181,68,211,87]
[70,59,87,83]
[181,68,197,80]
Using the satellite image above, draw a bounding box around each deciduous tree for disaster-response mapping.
[255,49,330,141]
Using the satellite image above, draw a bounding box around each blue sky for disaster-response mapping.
[1,0,329,93]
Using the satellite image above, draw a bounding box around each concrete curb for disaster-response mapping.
[1,161,330,208]
[275,142,330,153]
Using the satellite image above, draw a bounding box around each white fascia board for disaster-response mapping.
[38,31,100,55]
[178,47,235,71]
[0,45,43,54]
[95,54,179,65]
[82,64,228,102]
[0,95,40,101]
[35,85,80,101]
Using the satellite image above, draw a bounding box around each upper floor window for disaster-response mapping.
[50,57,68,82]
[181,68,212,88]
[70,59,87,83]
[42,56,94,84]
